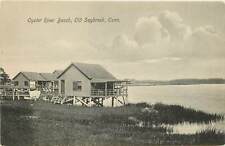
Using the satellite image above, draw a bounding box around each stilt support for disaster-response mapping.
[112,97,114,107]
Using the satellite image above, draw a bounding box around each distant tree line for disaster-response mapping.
[129,78,225,86]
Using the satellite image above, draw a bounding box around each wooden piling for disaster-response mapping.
[12,89,15,101]
[112,97,114,107]
[101,97,104,107]
[73,96,76,105]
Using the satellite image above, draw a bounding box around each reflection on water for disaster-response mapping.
[161,120,225,134]
[128,84,225,134]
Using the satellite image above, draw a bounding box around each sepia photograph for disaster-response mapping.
[0,1,225,145]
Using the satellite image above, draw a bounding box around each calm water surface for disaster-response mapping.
[129,84,225,114]
[128,84,225,134]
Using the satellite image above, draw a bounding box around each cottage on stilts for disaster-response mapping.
[54,63,129,107]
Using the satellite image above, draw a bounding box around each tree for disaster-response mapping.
[0,67,10,85]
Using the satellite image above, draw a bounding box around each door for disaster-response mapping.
[61,80,65,94]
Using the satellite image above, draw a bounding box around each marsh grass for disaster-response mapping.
[153,103,224,124]
[194,128,225,144]
[99,102,223,125]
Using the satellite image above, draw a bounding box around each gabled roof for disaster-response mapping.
[58,63,117,81]
[13,72,46,81]
[40,73,58,81]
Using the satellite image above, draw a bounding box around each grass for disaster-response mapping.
[1,100,225,146]
[195,129,225,144]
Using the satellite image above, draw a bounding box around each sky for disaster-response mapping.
[0,1,225,80]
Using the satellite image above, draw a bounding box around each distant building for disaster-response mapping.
[13,71,61,93]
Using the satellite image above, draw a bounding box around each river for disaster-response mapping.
[128,84,225,134]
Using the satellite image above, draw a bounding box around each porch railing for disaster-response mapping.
[91,89,115,96]
[91,89,128,97]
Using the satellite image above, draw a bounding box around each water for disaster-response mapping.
[128,84,225,134]
[162,120,225,134]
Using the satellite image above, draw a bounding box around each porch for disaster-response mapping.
[90,80,128,97]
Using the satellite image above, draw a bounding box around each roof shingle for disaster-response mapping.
[22,72,46,81]
[58,63,117,81]
[40,73,58,81]
[74,63,117,80]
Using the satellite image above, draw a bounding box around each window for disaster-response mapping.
[73,81,82,91]
[54,81,59,88]
[14,81,19,86]
[24,81,29,86]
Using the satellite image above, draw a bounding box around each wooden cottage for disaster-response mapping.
[13,71,60,93]
[56,63,128,107]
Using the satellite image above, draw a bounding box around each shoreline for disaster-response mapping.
[128,83,225,86]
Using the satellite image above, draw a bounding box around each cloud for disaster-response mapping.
[158,10,192,41]
[183,25,225,58]
[105,34,142,62]
[41,11,220,65]
[112,34,138,49]
[93,10,225,63]
[134,16,169,45]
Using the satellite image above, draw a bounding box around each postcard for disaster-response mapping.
[1,1,225,145]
